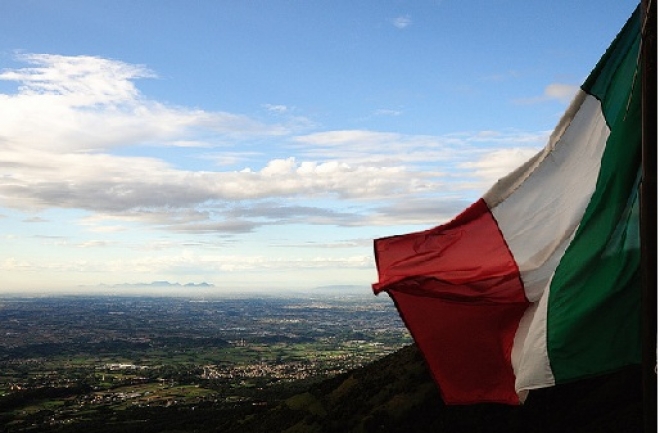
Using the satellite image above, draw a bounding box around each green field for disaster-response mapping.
[0,296,411,432]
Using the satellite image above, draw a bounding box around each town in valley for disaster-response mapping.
[0,291,411,431]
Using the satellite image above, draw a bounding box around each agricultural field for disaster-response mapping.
[0,294,411,431]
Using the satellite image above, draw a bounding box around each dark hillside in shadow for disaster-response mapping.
[223,344,643,433]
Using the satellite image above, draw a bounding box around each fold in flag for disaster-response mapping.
[373,6,642,405]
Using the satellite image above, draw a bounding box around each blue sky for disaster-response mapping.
[0,1,639,295]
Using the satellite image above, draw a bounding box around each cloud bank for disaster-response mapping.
[0,53,547,235]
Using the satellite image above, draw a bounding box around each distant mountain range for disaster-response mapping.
[101,281,215,288]
[87,283,375,297]
[95,281,215,289]
[312,284,367,291]
[90,282,374,293]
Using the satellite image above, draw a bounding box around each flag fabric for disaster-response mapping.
[372,7,642,405]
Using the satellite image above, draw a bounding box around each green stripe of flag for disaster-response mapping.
[582,7,641,127]
[547,9,642,382]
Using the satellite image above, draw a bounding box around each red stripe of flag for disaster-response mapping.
[373,199,530,404]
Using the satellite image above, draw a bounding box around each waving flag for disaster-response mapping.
[373,7,642,405]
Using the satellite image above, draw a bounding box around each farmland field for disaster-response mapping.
[0,294,411,431]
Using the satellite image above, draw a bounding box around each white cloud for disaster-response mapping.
[460,147,539,188]
[77,240,112,248]
[0,53,291,154]
[544,83,579,103]
[293,129,545,167]
[0,251,372,277]
[23,216,47,223]
[199,151,262,167]
[0,257,32,271]
[0,53,154,106]
[515,82,579,105]
[372,199,469,226]
[263,103,289,113]
[392,15,412,29]
[0,53,548,236]
[280,239,370,249]
[374,108,402,116]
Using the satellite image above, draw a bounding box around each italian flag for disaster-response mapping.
[372,7,642,405]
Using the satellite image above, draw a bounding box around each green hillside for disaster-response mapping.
[13,344,643,433]
[222,344,643,433]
